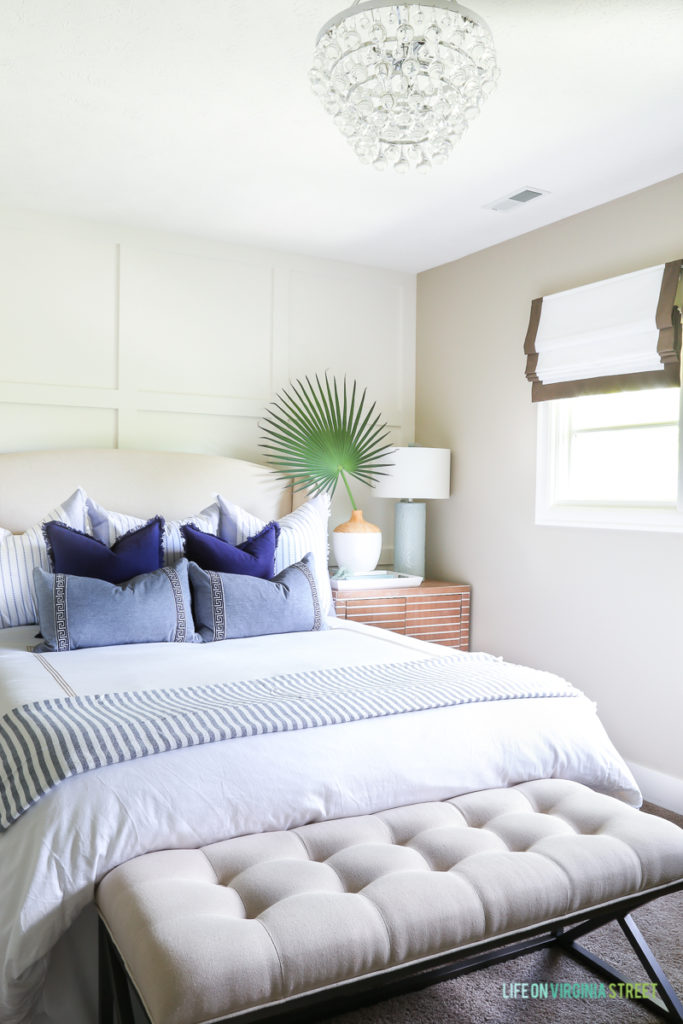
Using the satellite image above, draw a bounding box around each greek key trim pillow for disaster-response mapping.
[33,559,200,652]
[188,553,326,642]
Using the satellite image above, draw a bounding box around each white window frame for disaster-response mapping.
[535,388,683,532]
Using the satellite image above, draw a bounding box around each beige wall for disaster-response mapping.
[0,207,416,553]
[416,173,683,800]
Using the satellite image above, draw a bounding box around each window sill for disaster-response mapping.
[536,501,683,533]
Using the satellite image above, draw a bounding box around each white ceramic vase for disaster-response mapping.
[332,510,382,574]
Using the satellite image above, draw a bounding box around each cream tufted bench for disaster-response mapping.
[97,779,683,1024]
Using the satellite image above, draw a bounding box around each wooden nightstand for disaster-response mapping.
[332,580,471,650]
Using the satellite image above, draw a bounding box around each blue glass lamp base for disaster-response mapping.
[393,500,426,577]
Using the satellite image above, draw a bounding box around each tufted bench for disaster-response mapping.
[97,779,683,1024]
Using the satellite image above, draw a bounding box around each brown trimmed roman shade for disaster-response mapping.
[524,260,682,402]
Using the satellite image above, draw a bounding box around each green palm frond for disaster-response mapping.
[259,373,395,509]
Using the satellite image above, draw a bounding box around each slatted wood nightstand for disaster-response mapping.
[332,580,471,650]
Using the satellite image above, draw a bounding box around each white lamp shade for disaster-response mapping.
[374,447,451,500]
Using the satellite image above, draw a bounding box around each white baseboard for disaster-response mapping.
[628,761,683,815]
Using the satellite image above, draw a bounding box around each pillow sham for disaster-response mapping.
[188,553,326,642]
[43,517,164,584]
[0,489,89,629]
[33,559,199,652]
[87,497,221,565]
[180,521,280,577]
[217,493,333,616]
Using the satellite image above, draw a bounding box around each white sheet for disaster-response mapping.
[0,620,639,1024]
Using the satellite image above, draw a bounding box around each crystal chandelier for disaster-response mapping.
[310,0,499,172]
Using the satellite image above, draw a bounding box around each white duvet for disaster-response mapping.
[0,619,639,1024]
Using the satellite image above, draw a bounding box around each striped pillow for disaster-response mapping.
[217,493,333,616]
[87,498,221,565]
[0,489,89,628]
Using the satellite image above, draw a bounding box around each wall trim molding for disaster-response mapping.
[0,209,415,470]
[628,760,683,814]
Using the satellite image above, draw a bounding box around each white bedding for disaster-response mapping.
[0,619,639,1024]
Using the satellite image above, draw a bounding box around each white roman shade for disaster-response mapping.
[524,260,682,402]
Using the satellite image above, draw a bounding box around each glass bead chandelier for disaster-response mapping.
[310,0,499,172]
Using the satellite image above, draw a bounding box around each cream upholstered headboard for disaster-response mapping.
[0,450,293,532]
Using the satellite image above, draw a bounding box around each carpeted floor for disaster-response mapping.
[326,802,683,1024]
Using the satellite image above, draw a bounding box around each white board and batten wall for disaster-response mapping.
[0,207,416,555]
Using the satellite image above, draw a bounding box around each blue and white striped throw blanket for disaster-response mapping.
[0,654,579,830]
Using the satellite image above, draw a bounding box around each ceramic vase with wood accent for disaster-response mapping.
[332,510,382,575]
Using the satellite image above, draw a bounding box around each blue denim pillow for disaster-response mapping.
[33,559,199,652]
[188,553,326,642]
[43,517,164,584]
[180,521,280,577]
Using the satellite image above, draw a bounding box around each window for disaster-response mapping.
[525,260,682,530]
[536,386,683,531]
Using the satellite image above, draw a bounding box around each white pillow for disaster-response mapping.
[217,492,333,616]
[87,498,222,565]
[0,489,89,628]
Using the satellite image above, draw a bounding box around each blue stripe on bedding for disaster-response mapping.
[0,655,579,830]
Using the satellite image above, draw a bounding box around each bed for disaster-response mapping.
[0,449,654,1024]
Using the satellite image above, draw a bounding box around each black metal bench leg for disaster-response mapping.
[98,917,138,1024]
[619,914,683,1023]
[98,918,114,1024]
[557,913,683,1023]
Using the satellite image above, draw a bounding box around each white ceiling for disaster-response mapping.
[1,1,682,273]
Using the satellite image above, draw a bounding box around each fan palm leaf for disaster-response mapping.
[259,373,394,509]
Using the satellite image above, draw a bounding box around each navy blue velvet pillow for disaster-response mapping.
[43,517,165,585]
[181,520,280,577]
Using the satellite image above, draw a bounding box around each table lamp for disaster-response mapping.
[374,446,451,576]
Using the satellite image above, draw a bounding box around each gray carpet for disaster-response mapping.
[327,802,683,1024]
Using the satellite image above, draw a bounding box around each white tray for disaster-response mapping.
[330,571,423,591]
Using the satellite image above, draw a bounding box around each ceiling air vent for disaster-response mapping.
[484,188,549,213]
